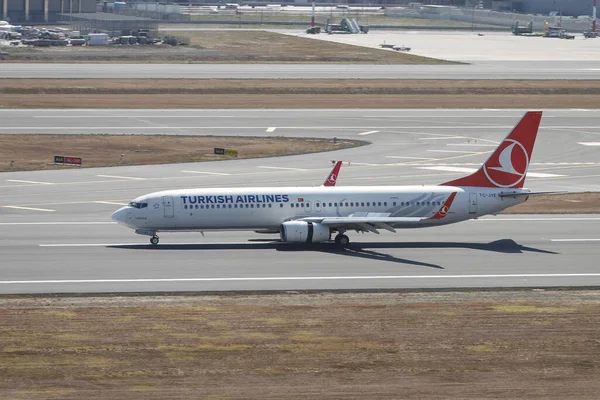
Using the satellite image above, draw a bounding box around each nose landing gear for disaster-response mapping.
[150,235,159,245]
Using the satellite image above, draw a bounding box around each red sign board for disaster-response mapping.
[54,155,82,166]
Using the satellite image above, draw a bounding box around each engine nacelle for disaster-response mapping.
[280,221,331,243]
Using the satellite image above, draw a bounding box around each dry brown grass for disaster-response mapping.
[0,135,362,172]
[1,292,599,399]
[3,79,600,108]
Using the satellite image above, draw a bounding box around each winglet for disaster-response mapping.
[429,192,457,220]
[323,161,342,187]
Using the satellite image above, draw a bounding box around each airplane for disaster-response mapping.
[112,111,545,247]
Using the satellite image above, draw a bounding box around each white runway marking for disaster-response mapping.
[550,239,600,242]
[258,166,308,171]
[39,242,264,247]
[427,150,480,154]
[6,179,54,185]
[1,222,115,225]
[446,143,498,147]
[357,130,379,136]
[418,166,479,174]
[419,136,466,140]
[3,206,55,212]
[418,166,565,178]
[94,201,128,206]
[266,127,277,132]
[3,273,600,285]
[475,217,600,221]
[385,156,436,160]
[578,142,600,146]
[96,174,147,181]
[181,170,231,176]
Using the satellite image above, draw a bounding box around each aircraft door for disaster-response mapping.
[163,196,174,218]
[469,193,477,214]
[314,200,323,213]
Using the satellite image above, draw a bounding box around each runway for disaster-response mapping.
[1,216,599,293]
[3,61,600,79]
[1,109,599,294]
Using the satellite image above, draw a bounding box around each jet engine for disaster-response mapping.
[279,221,331,243]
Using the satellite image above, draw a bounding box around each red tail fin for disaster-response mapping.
[440,111,542,188]
[323,161,342,186]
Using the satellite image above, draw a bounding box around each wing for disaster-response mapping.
[301,192,457,234]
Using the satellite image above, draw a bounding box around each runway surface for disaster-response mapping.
[1,109,599,293]
[3,61,600,79]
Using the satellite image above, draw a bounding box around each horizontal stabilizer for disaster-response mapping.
[499,191,567,198]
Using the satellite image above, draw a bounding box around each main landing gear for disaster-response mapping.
[334,233,350,247]
[150,235,159,245]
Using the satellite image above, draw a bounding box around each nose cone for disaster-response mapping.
[111,207,127,224]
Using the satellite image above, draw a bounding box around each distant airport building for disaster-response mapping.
[1,0,96,23]
[488,1,592,17]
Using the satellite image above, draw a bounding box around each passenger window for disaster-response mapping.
[334,203,338,207]
[366,202,370,206]
[195,205,199,209]
[350,202,354,207]
[246,204,249,208]
[184,205,188,209]
[291,204,294,208]
[384,202,387,206]
[378,202,381,206]
[268,204,272,208]
[345,202,348,207]
[329,203,332,207]
[316,203,320,207]
[393,202,396,206]
[211,205,215,209]
[280,204,283,208]
[361,202,364,207]
[306,203,310,207]
[251,204,254,208]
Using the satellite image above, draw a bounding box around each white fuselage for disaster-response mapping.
[112,185,527,233]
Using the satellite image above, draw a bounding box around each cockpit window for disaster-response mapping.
[128,202,148,209]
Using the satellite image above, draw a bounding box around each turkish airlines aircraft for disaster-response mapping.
[112,111,545,246]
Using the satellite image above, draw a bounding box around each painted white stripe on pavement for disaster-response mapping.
[1,222,115,225]
[7,179,54,185]
[551,239,600,242]
[475,217,600,221]
[3,273,600,285]
[578,142,600,146]
[180,171,231,176]
[385,156,436,160]
[258,166,308,171]
[96,175,147,181]
[94,201,128,206]
[39,242,269,247]
[418,166,565,178]
[357,130,379,136]
[266,127,277,132]
[3,206,55,212]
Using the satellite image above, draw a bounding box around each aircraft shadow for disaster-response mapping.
[107,239,555,269]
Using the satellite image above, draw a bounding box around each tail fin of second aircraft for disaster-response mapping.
[440,111,543,189]
[323,161,342,187]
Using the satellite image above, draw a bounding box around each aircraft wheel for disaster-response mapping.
[335,234,349,247]
[150,236,159,245]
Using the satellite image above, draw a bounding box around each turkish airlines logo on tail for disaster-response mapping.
[327,173,337,185]
[483,139,529,188]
